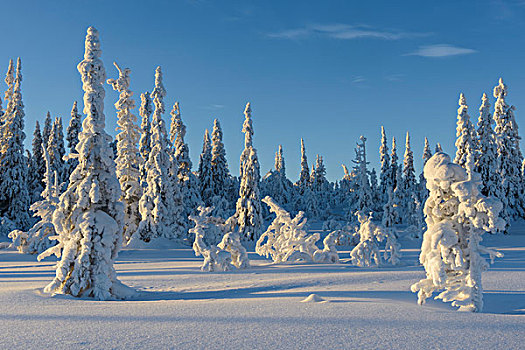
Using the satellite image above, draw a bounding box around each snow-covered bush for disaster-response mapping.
[313,232,339,263]
[350,211,400,267]
[217,231,250,269]
[411,151,505,312]
[190,206,249,271]
[256,196,339,263]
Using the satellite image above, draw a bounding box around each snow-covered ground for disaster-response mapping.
[1,229,524,349]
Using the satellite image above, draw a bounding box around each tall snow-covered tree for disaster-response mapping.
[419,137,433,209]
[475,93,498,197]
[2,59,14,123]
[32,121,46,189]
[389,136,399,192]
[297,138,310,188]
[170,102,201,225]
[379,126,391,204]
[454,93,475,169]
[107,62,142,243]
[411,151,504,312]
[136,66,185,242]
[352,136,372,216]
[261,145,294,212]
[65,101,82,178]
[47,116,66,185]
[229,103,263,240]
[138,91,153,164]
[493,78,525,221]
[210,118,229,196]
[26,150,43,205]
[400,132,419,226]
[0,57,30,230]
[37,27,134,300]
[198,129,214,206]
[42,111,52,149]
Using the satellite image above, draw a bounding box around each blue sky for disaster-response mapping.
[2,0,525,181]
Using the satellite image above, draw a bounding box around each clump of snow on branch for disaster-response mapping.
[411,151,505,312]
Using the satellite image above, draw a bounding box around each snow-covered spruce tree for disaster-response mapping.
[350,211,399,267]
[379,126,391,204]
[297,138,310,188]
[32,121,46,191]
[229,103,263,241]
[351,136,372,216]
[42,111,52,151]
[389,136,399,192]
[310,154,331,218]
[492,78,525,222]
[9,146,58,254]
[37,27,134,300]
[26,149,43,205]
[454,93,475,169]
[136,66,185,242]
[411,151,505,312]
[2,59,14,123]
[293,138,318,217]
[170,102,201,226]
[107,62,142,243]
[261,145,294,213]
[210,118,234,217]
[198,129,214,206]
[400,132,418,226]
[0,57,30,231]
[65,101,82,178]
[475,93,498,197]
[419,137,432,203]
[47,116,66,186]
[138,91,153,181]
[435,143,443,153]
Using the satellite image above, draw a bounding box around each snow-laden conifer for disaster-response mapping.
[210,118,234,217]
[138,91,153,164]
[389,136,399,191]
[170,102,201,225]
[107,62,142,243]
[42,111,52,149]
[352,136,372,216]
[411,151,505,312]
[297,138,310,188]
[2,59,14,120]
[32,121,46,190]
[419,137,432,201]
[229,103,263,240]
[261,145,294,213]
[9,146,58,254]
[492,78,524,221]
[399,132,418,225]
[379,126,391,204]
[37,27,134,300]
[475,93,498,197]
[0,57,30,230]
[26,150,43,205]
[136,66,185,242]
[435,143,443,153]
[198,129,214,206]
[454,94,475,169]
[65,101,82,178]
[47,116,66,186]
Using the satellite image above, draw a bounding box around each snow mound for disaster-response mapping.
[301,294,327,303]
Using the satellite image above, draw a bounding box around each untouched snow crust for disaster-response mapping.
[1,228,524,349]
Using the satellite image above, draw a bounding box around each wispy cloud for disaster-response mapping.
[267,23,430,40]
[352,76,366,84]
[385,74,405,82]
[201,104,225,111]
[405,44,477,57]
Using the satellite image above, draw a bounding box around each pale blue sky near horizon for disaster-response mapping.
[1,0,525,181]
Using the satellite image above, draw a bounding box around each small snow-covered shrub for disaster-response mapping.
[191,206,250,271]
[313,232,339,263]
[256,196,339,264]
[350,211,400,267]
[411,152,505,312]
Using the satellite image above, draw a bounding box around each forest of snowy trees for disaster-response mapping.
[0,27,520,309]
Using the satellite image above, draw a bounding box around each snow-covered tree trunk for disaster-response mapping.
[107,62,142,244]
[38,27,134,300]
[411,151,505,312]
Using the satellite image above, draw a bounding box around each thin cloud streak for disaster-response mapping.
[405,44,477,57]
[267,23,430,40]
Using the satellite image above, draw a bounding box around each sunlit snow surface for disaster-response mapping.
[1,225,524,349]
